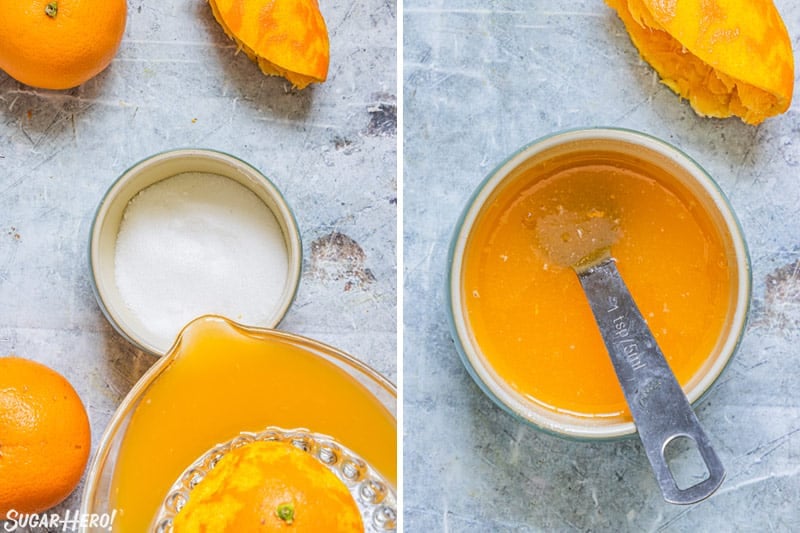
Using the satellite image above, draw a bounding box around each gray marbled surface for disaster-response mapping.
[404,1,800,531]
[0,0,396,526]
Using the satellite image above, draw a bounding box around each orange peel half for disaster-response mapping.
[606,0,794,124]
[171,441,363,531]
[209,0,330,89]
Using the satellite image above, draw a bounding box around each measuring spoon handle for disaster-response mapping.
[577,258,725,504]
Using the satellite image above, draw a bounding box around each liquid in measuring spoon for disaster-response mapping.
[534,208,621,269]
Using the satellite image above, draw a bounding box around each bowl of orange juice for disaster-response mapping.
[80,315,396,531]
[448,128,750,440]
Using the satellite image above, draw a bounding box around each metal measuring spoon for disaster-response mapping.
[536,211,725,504]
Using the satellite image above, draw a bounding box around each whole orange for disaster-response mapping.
[0,0,127,90]
[0,356,91,516]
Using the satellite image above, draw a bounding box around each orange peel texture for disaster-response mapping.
[606,0,794,124]
[209,0,330,89]
[0,357,91,515]
[0,0,126,90]
[171,441,363,532]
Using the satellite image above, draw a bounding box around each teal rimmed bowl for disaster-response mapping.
[89,148,302,356]
[447,128,751,440]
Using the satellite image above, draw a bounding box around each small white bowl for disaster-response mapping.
[89,149,302,356]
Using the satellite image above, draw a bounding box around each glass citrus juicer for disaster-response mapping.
[79,315,397,531]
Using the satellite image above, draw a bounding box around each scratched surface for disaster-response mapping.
[0,0,396,527]
[404,0,800,530]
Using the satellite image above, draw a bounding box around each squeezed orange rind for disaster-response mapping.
[171,440,363,531]
[209,0,330,89]
[607,0,794,124]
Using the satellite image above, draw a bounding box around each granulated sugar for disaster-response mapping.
[114,172,289,352]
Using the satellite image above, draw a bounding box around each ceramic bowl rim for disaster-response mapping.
[447,127,752,441]
[88,148,303,356]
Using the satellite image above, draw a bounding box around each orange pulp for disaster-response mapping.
[463,150,732,420]
[108,317,395,531]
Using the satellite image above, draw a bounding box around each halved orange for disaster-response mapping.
[209,0,329,89]
[171,440,363,531]
[606,0,794,124]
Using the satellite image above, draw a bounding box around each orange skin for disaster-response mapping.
[0,356,91,515]
[209,0,329,89]
[0,0,127,90]
[172,441,363,532]
[606,0,794,124]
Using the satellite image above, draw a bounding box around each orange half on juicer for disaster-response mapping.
[209,0,330,89]
[606,0,794,125]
